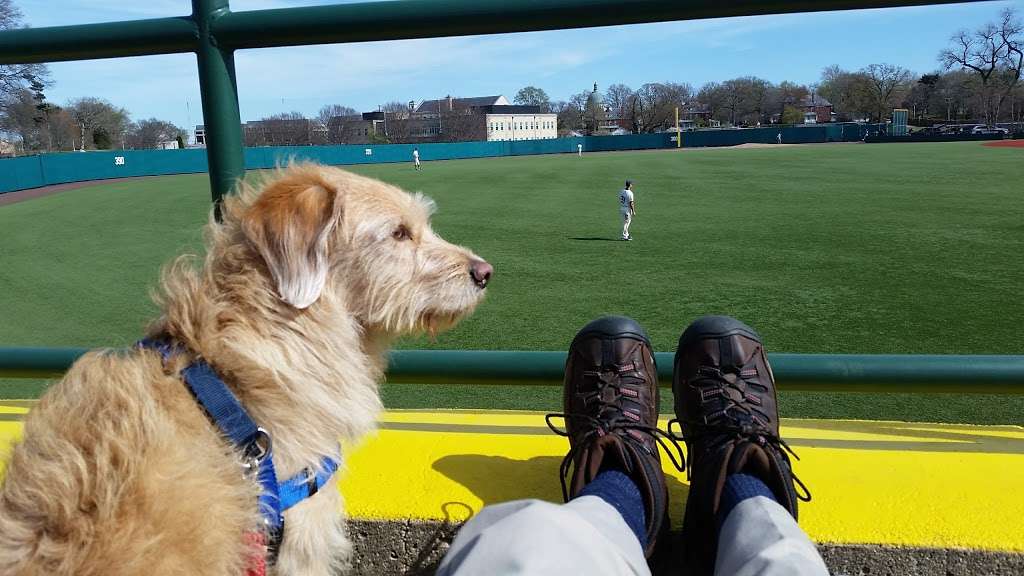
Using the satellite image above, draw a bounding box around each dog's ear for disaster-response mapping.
[242,172,341,309]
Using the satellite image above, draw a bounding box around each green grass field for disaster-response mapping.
[2,142,1022,423]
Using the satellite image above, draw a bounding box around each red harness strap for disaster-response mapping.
[244,531,268,576]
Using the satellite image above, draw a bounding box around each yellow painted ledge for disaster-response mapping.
[2,403,1023,552]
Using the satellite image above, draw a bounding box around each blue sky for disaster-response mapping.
[15,0,1024,132]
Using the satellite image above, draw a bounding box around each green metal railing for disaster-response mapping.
[2,0,1019,394]
[2,347,1024,394]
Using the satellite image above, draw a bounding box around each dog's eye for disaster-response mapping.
[392,225,412,241]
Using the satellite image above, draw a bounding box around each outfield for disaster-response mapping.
[1,141,1022,423]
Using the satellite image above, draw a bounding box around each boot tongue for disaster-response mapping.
[587,434,631,480]
[729,441,772,482]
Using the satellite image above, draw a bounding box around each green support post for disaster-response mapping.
[193,0,245,220]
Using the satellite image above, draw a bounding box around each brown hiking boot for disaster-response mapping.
[546,316,683,559]
[671,315,810,575]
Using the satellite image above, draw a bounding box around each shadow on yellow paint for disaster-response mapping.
[432,454,691,522]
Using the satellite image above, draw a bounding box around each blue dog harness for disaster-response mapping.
[137,338,339,563]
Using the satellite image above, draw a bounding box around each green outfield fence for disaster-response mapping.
[2,0,1023,393]
[0,126,865,195]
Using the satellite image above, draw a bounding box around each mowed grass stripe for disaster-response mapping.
[1,143,1022,422]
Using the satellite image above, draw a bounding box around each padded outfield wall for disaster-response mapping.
[0,126,865,195]
[0,134,666,194]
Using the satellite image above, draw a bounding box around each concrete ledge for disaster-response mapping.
[347,519,1024,576]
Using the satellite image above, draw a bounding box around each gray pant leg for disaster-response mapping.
[715,496,830,576]
[436,496,650,576]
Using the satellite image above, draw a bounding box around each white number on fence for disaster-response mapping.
[114,156,125,166]
[364,148,372,156]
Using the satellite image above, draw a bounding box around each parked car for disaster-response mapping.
[972,125,1010,135]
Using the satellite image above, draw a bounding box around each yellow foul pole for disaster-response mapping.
[675,106,680,148]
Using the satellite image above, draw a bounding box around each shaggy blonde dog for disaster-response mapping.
[0,164,492,575]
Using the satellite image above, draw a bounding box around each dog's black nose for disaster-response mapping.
[470,259,493,288]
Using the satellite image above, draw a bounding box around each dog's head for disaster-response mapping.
[231,164,490,337]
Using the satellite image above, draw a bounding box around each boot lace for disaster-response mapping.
[545,369,685,502]
[666,364,811,502]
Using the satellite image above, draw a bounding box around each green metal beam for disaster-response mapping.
[3,347,1023,394]
[0,0,992,65]
[0,17,196,64]
[193,0,245,214]
[212,0,989,50]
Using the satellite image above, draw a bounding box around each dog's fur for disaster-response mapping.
[0,164,490,575]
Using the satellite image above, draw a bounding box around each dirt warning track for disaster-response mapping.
[983,139,1024,148]
[0,177,150,208]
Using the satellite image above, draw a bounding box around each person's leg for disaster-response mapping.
[436,483,649,576]
[622,212,632,239]
[714,475,828,576]
[436,316,681,575]
[672,315,826,576]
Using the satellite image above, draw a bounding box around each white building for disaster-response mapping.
[414,95,557,142]
[484,111,558,141]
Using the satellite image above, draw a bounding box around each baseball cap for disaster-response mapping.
[625,179,633,187]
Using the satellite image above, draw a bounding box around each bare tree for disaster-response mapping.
[46,106,77,151]
[437,110,484,142]
[246,112,313,146]
[125,118,181,149]
[736,76,772,125]
[940,8,1023,125]
[1,0,50,124]
[604,83,634,127]
[629,83,689,132]
[696,82,725,124]
[903,73,941,120]
[550,100,580,134]
[381,101,411,117]
[861,63,913,122]
[68,97,129,150]
[560,92,590,133]
[770,81,810,124]
[318,104,358,144]
[317,104,357,127]
[935,70,976,121]
[817,66,872,121]
[719,79,748,125]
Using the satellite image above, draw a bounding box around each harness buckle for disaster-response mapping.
[242,427,273,477]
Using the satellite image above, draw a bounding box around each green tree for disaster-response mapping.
[92,126,112,149]
[781,105,804,124]
[513,86,551,112]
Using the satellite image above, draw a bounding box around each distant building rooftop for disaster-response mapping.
[414,95,510,114]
